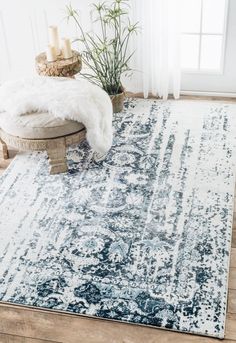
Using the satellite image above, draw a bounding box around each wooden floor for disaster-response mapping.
[0,97,236,342]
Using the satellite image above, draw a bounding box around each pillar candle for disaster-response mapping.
[61,38,73,59]
[46,45,56,62]
[49,26,60,55]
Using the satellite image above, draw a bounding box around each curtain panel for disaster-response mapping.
[126,0,181,99]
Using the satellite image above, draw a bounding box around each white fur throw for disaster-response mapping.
[0,77,113,156]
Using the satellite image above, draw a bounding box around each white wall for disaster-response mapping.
[0,0,92,82]
[1,0,236,93]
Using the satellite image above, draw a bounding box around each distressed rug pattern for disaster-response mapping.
[0,99,236,338]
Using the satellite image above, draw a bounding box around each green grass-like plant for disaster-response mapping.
[66,0,138,95]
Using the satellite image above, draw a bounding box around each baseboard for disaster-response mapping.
[126,90,236,101]
[180,90,236,98]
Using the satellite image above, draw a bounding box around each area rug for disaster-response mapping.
[0,99,236,338]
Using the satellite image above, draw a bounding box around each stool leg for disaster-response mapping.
[0,137,9,160]
[46,140,68,175]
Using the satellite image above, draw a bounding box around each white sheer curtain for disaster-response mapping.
[125,0,181,99]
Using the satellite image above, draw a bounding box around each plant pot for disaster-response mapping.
[110,91,125,113]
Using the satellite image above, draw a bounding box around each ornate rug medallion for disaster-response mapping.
[0,99,236,338]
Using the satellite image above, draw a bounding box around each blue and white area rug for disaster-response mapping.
[0,99,236,338]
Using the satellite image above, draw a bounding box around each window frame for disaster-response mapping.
[181,0,229,75]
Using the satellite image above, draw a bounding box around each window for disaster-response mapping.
[180,0,228,73]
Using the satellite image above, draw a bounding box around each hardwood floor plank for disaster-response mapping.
[230,248,236,268]
[232,230,236,248]
[0,149,17,170]
[0,303,235,343]
[0,161,11,170]
[225,313,236,340]
[233,216,236,230]
[228,289,236,314]
[229,268,236,290]
[0,332,59,343]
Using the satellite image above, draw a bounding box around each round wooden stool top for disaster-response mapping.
[35,50,82,78]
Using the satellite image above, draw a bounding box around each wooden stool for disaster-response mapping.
[0,112,85,175]
[0,53,84,174]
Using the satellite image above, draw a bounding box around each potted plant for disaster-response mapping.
[66,0,138,113]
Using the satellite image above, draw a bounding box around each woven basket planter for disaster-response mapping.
[110,89,125,113]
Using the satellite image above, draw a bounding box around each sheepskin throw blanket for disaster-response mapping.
[0,77,113,156]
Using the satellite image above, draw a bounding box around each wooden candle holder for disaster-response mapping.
[35,50,82,78]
